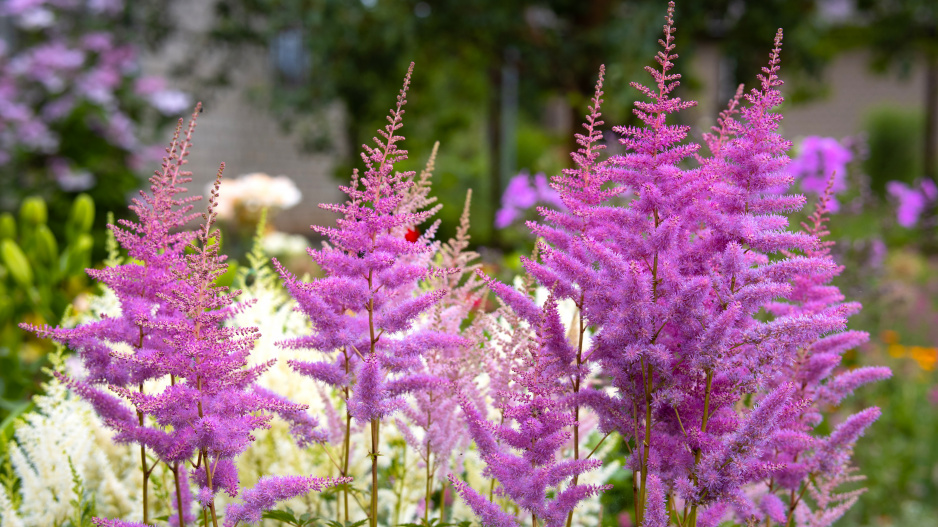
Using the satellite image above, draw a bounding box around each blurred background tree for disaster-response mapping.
[845,0,938,184]
[205,0,844,248]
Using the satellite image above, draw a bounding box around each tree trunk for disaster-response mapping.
[925,51,937,184]
[488,64,503,249]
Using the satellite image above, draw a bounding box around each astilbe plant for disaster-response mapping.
[449,293,611,527]
[396,174,490,525]
[754,180,891,526]
[24,108,348,527]
[449,4,885,527]
[275,63,465,527]
[24,107,205,525]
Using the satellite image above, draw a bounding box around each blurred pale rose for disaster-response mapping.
[213,172,302,224]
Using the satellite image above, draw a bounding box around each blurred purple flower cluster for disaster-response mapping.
[495,170,566,229]
[0,0,187,189]
[886,179,937,228]
[788,136,853,212]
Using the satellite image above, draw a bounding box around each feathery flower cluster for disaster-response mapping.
[754,183,890,525]
[276,63,465,527]
[9,4,887,527]
[24,107,204,525]
[450,294,611,527]
[451,3,886,526]
[23,107,345,527]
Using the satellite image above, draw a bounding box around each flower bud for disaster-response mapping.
[1,239,33,287]
[67,194,95,240]
[0,213,15,240]
[19,196,47,226]
[35,224,59,266]
[65,233,93,275]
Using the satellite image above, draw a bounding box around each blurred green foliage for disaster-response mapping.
[205,0,843,248]
[0,194,95,420]
[863,106,924,196]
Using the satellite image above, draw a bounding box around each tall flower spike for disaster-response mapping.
[277,63,463,527]
[104,165,332,527]
[23,105,205,525]
[744,174,889,525]
[453,294,610,527]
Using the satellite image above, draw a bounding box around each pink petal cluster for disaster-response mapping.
[0,0,186,181]
[26,106,340,526]
[451,3,886,526]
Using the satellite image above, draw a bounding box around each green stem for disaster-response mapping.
[566,300,585,527]
[370,418,380,527]
[687,370,713,527]
[173,462,186,527]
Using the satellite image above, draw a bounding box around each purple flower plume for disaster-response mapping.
[641,475,667,527]
[466,4,886,526]
[447,476,517,527]
[28,105,336,525]
[452,296,610,527]
[887,179,937,227]
[92,519,149,527]
[223,476,351,527]
[278,64,458,432]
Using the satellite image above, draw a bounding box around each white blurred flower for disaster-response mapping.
[214,172,302,222]
[148,89,190,116]
[260,231,309,257]
[6,371,140,525]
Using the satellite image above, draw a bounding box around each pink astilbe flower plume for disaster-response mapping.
[224,476,353,527]
[451,295,611,527]
[397,185,492,523]
[462,5,884,526]
[23,106,206,525]
[748,177,890,525]
[276,63,464,527]
[28,105,340,527]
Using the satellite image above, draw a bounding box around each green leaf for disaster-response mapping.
[263,509,300,524]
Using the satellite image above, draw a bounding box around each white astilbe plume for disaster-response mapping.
[4,359,140,526]
[0,485,24,527]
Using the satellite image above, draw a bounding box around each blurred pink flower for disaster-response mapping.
[495,170,565,229]
[789,136,852,212]
[886,179,937,228]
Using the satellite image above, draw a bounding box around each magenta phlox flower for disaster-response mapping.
[0,0,185,168]
[788,136,852,211]
[496,170,568,229]
[886,178,937,227]
[223,476,352,527]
